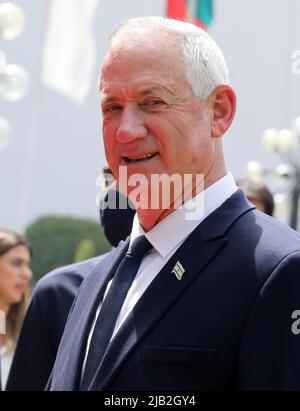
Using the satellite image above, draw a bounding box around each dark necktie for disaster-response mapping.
[80,235,152,390]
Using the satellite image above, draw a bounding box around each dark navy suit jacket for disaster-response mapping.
[6,255,106,391]
[47,190,300,390]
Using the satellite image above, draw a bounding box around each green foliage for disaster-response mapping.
[25,215,111,283]
[74,238,96,262]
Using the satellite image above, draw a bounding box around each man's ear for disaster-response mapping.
[210,85,237,138]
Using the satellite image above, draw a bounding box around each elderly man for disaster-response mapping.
[47,17,300,391]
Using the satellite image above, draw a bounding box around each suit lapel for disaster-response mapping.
[90,233,226,390]
[90,190,254,390]
[50,239,129,390]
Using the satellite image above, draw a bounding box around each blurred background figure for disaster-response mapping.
[236,178,274,216]
[99,165,135,248]
[0,229,32,390]
[100,164,116,190]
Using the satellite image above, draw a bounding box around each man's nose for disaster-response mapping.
[116,105,147,143]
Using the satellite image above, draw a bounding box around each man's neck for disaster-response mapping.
[137,170,227,232]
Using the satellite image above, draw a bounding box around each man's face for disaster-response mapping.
[100,32,215,200]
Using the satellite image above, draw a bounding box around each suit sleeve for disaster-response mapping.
[6,285,54,391]
[6,279,76,391]
[237,251,300,390]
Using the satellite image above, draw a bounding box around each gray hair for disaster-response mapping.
[107,16,229,99]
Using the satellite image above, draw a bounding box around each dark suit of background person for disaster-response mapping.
[6,189,135,391]
[46,17,300,391]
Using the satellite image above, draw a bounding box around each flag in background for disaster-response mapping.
[41,0,98,104]
[166,0,213,29]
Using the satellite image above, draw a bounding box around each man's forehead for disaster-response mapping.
[100,83,172,101]
[101,29,182,71]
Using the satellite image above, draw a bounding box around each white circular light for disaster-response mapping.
[0,117,12,151]
[0,64,30,101]
[245,161,264,182]
[275,163,294,188]
[0,3,26,40]
[275,163,293,178]
[261,128,279,152]
[276,129,297,154]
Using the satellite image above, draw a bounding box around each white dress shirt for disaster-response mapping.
[82,173,237,376]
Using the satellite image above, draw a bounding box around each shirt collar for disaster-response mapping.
[130,173,237,258]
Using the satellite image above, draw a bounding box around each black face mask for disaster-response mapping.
[99,188,136,248]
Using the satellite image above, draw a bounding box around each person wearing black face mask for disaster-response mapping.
[6,186,135,391]
[99,187,136,248]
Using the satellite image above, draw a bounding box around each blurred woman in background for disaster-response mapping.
[0,229,32,389]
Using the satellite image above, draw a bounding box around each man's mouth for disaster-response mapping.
[122,152,158,164]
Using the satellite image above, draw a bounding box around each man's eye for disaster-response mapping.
[143,100,163,106]
[103,105,122,113]
[141,100,165,110]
